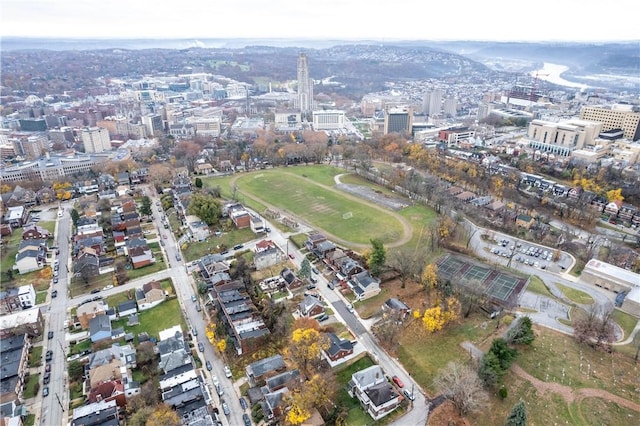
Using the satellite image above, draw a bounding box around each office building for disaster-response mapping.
[384,106,413,135]
[141,114,164,136]
[313,110,345,130]
[297,53,314,114]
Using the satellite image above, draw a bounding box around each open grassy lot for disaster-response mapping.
[525,275,555,298]
[397,205,439,250]
[612,309,638,340]
[182,227,256,262]
[233,170,405,245]
[111,297,186,342]
[397,312,500,395]
[555,282,594,305]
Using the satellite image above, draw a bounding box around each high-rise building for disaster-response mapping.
[81,127,111,153]
[580,105,640,141]
[297,53,314,114]
[141,114,164,136]
[423,90,443,116]
[443,98,458,117]
[384,106,413,135]
[11,135,48,160]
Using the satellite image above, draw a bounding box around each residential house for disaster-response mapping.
[349,365,401,421]
[0,285,35,314]
[250,215,265,234]
[74,234,104,257]
[87,379,126,407]
[21,224,51,240]
[382,298,410,320]
[349,271,381,301]
[590,195,608,213]
[186,215,210,242]
[226,204,251,229]
[197,254,229,283]
[117,300,137,318]
[194,162,213,175]
[245,354,286,387]
[313,240,336,258]
[89,315,112,343]
[87,344,137,370]
[77,301,107,329]
[264,369,301,393]
[618,204,638,222]
[126,238,153,269]
[4,206,27,227]
[604,200,623,217]
[14,239,47,274]
[70,399,119,426]
[74,247,100,280]
[326,248,348,269]
[324,333,354,362]
[0,308,44,339]
[254,240,284,271]
[280,268,303,290]
[0,334,30,404]
[299,295,325,318]
[338,258,364,279]
[305,233,327,250]
[484,200,505,218]
[0,223,12,237]
[456,191,476,202]
[135,281,166,311]
[515,214,535,229]
[215,281,270,355]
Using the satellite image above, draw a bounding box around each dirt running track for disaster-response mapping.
[229,171,414,250]
[511,364,640,412]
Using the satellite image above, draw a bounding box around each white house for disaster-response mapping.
[17,285,36,309]
[349,365,402,421]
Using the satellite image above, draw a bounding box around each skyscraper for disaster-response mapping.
[297,53,313,114]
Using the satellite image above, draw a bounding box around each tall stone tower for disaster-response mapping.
[297,53,313,114]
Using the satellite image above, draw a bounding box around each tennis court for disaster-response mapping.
[436,254,529,308]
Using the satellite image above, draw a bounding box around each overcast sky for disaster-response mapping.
[2,0,638,42]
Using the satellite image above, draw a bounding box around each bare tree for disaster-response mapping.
[372,311,405,352]
[433,361,489,416]
[573,306,616,351]
[388,247,425,288]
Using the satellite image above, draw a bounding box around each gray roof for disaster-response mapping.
[384,298,409,311]
[265,369,300,391]
[365,382,399,407]
[247,354,285,379]
[89,315,111,338]
[117,300,137,313]
[326,333,353,358]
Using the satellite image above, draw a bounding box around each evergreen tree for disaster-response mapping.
[506,316,535,345]
[299,259,312,278]
[368,238,386,276]
[505,400,527,426]
[489,338,517,371]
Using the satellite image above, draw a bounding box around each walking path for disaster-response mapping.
[461,341,640,415]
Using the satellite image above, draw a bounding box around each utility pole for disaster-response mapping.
[55,393,65,412]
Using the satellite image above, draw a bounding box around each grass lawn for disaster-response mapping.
[182,227,256,262]
[231,169,406,246]
[127,258,167,280]
[526,275,555,298]
[36,290,48,305]
[613,309,638,340]
[111,298,186,342]
[24,414,35,426]
[105,291,135,309]
[29,346,43,367]
[397,205,439,250]
[555,282,594,305]
[23,373,40,399]
[69,338,92,355]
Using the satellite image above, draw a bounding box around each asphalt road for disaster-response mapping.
[40,203,72,426]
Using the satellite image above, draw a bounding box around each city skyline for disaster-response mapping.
[2,0,638,42]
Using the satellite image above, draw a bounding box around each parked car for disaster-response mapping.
[403,389,415,401]
[239,397,248,410]
[346,304,354,313]
[288,253,295,259]
[224,365,232,378]
[311,267,319,274]
[51,290,57,298]
[43,372,50,384]
[53,277,58,284]
[242,413,252,426]
[233,244,244,250]
[42,386,49,397]
[91,288,100,294]
[392,375,404,388]
[198,342,204,352]
[45,363,51,372]
[222,402,230,416]
[192,328,198,336]
[205,361,212,371]
[191,294,197,302]
[317,314,329,322]
[48,331,54,340]
[45,350,53,361]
